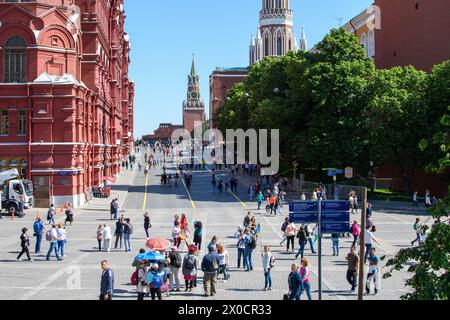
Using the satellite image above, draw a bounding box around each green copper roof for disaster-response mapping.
[214,67,249,73]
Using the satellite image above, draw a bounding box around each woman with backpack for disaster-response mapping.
[411,218,422,247]
[244,231,256,272]
[193,221,203,251]
[261,246,274,291]
[136,261,149,300]
[295,226,308,259]
[96,225,104,252]
[147,263,166,300]
[182,246,198,292]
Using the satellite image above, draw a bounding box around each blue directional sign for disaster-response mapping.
[289,212,317,224]
[327,169,344,176]
[289,201,317,213]
[289,201,318,224]
[321,201,350,212]
[321,222,350,234]
[289,200,350,233]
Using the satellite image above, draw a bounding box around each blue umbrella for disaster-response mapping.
[141,251,165,262]
[134,253,147,261]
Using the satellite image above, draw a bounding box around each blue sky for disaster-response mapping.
[126,0,373,138]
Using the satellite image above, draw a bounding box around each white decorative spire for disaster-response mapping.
[300,26,308,51]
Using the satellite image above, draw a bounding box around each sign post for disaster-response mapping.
[358,187,368,300]
[289,200,350,301]
[317,198,322,301]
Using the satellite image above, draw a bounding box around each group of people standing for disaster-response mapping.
[16,203,73,262]
[97,216,133,252]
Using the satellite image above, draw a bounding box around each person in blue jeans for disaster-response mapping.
[300,258,313,300]
[288,264,303,300]
[235,229,246,268]
[57,224,67,258]
[244,232,254,271]
[46,225,61,261]
[123,219,133,252]
[47,205,55,225]
[306,225,316,254]
[33,217,45,254]
[261,246,274,290]
[295,226,307,259]
[364,226,380,263]
[257,192,264,210]
[331,233,340,256]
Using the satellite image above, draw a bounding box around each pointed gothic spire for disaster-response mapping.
[300,26,308,51]
[190,53,197,77]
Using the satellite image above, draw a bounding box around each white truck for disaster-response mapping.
[0,169,34,214]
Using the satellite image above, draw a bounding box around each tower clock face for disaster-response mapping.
[191,92,198,99]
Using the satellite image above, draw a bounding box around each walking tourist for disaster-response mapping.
[261,246,274,291]
[33,217,45,254]
[100,260,114,300]
[182,246,198,292]
[16,228,33,262]
[201,246,220,297]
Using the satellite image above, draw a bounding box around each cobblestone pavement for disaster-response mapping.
[0,152,428,300]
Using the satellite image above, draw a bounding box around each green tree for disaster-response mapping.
[368,67,429,182]
[382,61,450,300]
[295,29,375,175]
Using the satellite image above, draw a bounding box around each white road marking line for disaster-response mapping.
[21,252,90,300]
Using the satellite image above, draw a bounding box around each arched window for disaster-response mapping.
[288,39,292,51]
[368,30,375,58]
[277,36,283,55]
[360,33,368,57]
[4,36,27,83]
[264,35,270,56]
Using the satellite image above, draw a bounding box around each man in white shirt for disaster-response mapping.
[103,224,112,252]
[46,225,61,261]
[364,226,380,263]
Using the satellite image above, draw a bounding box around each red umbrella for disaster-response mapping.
[101,176,117,183]
[146,238,171,251]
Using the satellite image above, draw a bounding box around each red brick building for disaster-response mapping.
[143,123,183,143]
[209,67,248,129]
[343,0,450,72]
[374,0,450,72]
[0,0,134,208]
[341,1,450,196]
[183,55,205,134]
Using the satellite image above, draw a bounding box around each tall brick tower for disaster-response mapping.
[250,0,307,65]
[183,54,205,133]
